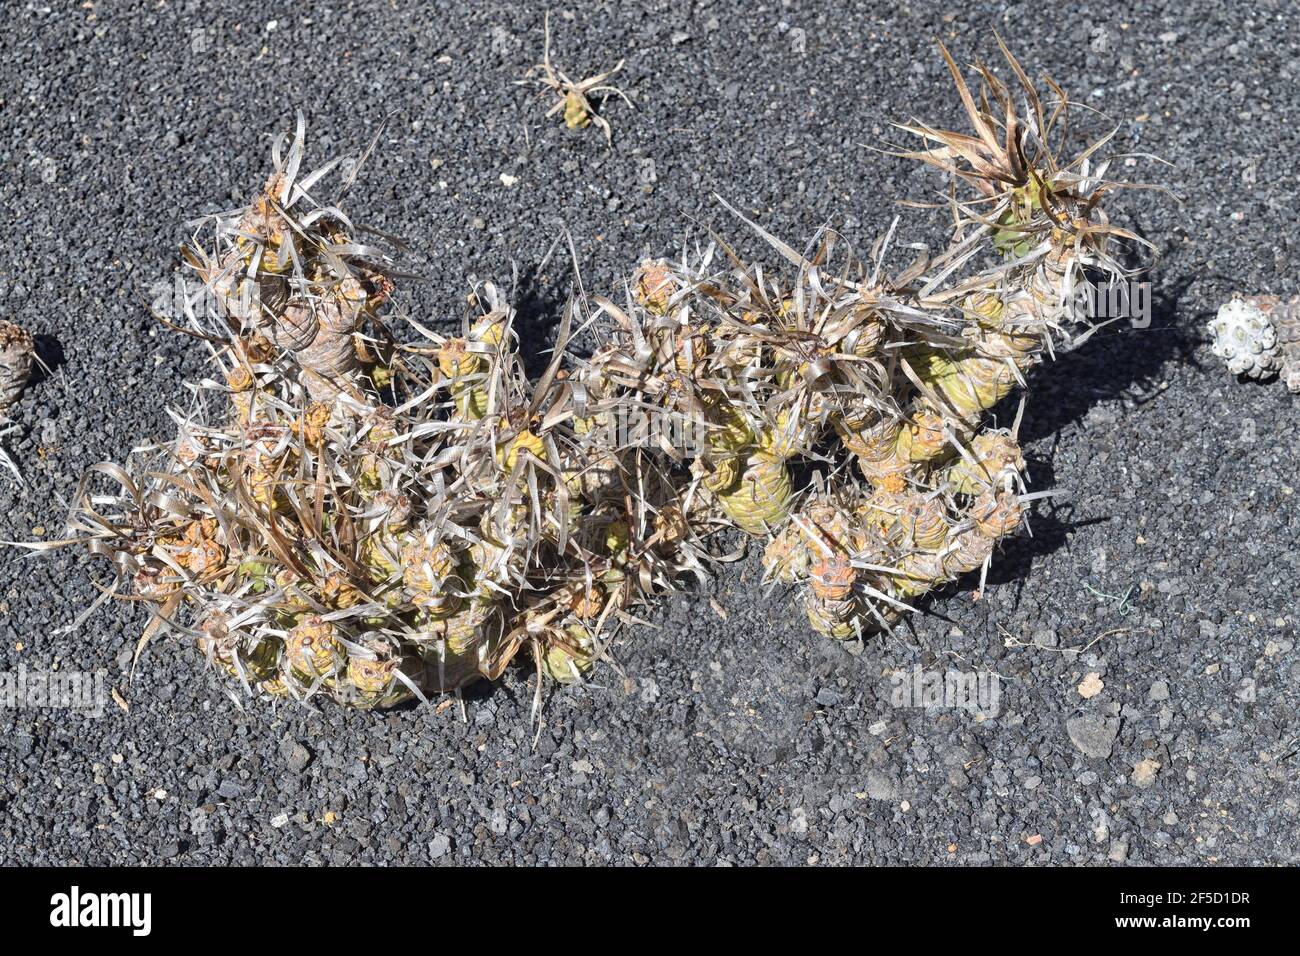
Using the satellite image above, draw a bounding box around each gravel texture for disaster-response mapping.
[1,0,1298,866]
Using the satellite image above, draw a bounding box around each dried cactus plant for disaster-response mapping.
[1208,294,1300,393]
[37,40,1154,711]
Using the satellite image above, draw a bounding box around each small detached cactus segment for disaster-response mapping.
[1208,295,1300,393]
[519,12,632,146]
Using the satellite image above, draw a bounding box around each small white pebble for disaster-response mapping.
[1078,672,1104,699]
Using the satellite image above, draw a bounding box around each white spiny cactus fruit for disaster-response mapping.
[1208,296,1282,379]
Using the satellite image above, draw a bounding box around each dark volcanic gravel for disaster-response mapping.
[1,0,1298,866]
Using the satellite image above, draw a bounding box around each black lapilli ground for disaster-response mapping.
[0,0,1296,864]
